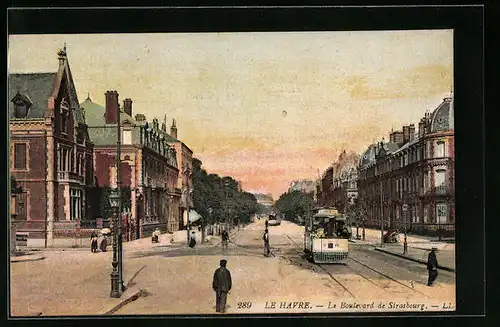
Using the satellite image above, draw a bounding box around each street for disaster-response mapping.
[10,219,455,316]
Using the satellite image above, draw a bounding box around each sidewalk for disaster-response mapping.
[351,228,455,272]
[10,249,148,316]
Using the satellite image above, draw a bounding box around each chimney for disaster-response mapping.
[123,98,133,117]
[409,124,416,141]
[105,90,119,124]
[57,44,67,66]
[162,114,167,132]
[135,114,146,122]
[170,119,178,139]
[418,119,425,138]
[403,125,410,144]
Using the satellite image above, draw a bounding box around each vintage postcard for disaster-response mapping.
[8,29,456,316]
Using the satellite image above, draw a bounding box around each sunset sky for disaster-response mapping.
[8,31,453,199]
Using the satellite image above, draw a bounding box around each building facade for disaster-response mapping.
[288,179,316,193]
[163,119,194,230]
[331,150,360,213]
[9,48,94,245]
[357,97,455,236]
[317,166,334,208]
[81,93,181,237]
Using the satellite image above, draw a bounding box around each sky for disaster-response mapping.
[8,30,453,199]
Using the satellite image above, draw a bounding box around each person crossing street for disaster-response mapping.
[212,259,232,313]
[263,229,270,256]
[427,247,439,286]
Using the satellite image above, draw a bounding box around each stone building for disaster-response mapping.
[163,118,194,230]
[317,166,335,208]
[288,179,316,193]
[81,93,181,237]
[9,47,94,246]
[331,150,360,213]
[357,96,455,236]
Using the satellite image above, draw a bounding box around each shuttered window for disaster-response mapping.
[14,143,27,170]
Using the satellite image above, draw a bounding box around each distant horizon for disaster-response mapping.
[8,31,453,199]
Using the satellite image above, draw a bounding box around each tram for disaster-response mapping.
[268,212,281,226]
[303,208,349,264]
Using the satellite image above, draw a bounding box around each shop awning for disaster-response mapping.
[188,210,202,222]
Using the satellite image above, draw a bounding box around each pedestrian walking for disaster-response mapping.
[212,259,232,313]
[99,233,108,252]
[263,229,270,256]
[90,232,98,253]
[189,230,197,248]
[427,247,439,286]
[221,230,229,249]
[265,219,269,229]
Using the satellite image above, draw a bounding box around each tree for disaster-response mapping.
[191,158,258,226]
[275,190,315,224]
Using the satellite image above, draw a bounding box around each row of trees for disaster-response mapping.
[274,190,315,224]
[191,158,259,225]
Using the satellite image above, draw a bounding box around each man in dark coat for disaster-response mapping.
[263,229,270,256]
[213,259,232,313]
[427,247,439,286]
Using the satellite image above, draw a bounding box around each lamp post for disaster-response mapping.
[116,104,126,292]
[109,189,121,298]
[402,203,408,255]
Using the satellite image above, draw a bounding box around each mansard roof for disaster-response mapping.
[9,73,57,119]
[9,49,86,125]
[430,96,454,132]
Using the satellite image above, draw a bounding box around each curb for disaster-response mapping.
[101,289,144,315]
[10,254,46,263]
[374,247,455,273]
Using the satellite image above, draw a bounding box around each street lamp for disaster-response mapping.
[208,207,213,237]
[109,188,121,298]
[402,203,408,255]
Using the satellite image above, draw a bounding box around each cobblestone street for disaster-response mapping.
[10,219,455,316]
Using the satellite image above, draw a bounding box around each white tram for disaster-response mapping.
[268,212,281,226]
[303,208,349,264]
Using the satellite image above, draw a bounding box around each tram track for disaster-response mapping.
[282,233,430,300]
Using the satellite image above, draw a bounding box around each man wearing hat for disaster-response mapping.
[427,247,439,286]
[212,259,232,313]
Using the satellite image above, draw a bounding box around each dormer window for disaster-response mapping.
[11,91,32,119]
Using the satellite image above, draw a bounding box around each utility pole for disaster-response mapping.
[380,176,384,245]
[116,103,125,292]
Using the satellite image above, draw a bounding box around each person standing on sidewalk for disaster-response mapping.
[265,219,269,229]
[263,229,270,256]
[427,247,439,286]
[90,232,98,253]
[213,259,232,313]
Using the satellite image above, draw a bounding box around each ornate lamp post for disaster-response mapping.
[403,203,408,255]
[109,189,121,298]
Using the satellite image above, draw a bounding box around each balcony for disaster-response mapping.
[420,185,452,196]
[58,171,84,183]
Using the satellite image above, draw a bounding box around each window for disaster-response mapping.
[61,111,68,134]
[435,169,446,187]
[123,130,132,145]
[13,143,28,170]
[70,189,82,220]
[436,203,448,224]
[15,102,28,118]
[436,141,445,158]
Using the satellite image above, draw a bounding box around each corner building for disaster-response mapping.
[357,97,455,236]
[9,48,94,246]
